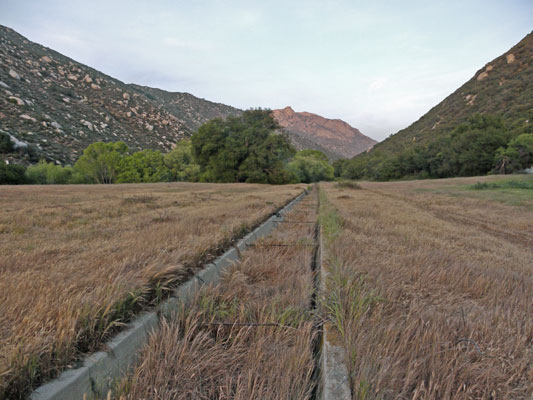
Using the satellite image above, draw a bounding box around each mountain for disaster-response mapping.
[0,25,375,166]
[370,31,532,155]
[0,25,241,165]
[272,106,376,160]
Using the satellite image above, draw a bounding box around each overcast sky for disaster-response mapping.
[1,1,531,141]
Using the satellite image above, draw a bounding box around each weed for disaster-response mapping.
[471,179,533,190]
[335,180,362,190]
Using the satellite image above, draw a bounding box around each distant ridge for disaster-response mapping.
[369,31,533,155]
[272,106,376,160]
[0,25,241,165]
[0,25,376,165]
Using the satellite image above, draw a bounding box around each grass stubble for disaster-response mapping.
[320,177,532,399]
[0,182,305,399]
[115,190,320,399]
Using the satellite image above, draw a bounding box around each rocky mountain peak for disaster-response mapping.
[272,107,376,159]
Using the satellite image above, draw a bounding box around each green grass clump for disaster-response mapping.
[471,180,533,190]
[335,180,362,190]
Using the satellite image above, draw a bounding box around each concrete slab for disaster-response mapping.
[319,228,352,400]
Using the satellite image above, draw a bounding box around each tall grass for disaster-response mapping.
[320,181,532,399]
[116,191,320,399]
[0,182,305,399]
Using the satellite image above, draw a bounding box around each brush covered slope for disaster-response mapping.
[273,106,376,160]
[0,25,241,165]
[371,31,532,154]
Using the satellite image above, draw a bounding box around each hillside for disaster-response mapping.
[0,26,377,166]
[272,106,376,159]
[0,25,241,165]
[371,31,532,154]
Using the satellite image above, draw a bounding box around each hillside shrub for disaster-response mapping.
[286,151,334,183]
[338,114,515,181]
[0,163,26,184]
[25,160,72,184]
[0,132,14,153]
[493,133,533,173]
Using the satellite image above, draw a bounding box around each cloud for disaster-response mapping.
[368,78,388,92]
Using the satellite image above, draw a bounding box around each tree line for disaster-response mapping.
[333,114,533,181]
[1,109,334,185]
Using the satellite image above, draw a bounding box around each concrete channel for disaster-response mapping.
[317,221,352,400]
[31,190,307,400]
[32,186,352,400]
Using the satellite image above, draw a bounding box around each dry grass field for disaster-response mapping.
[116,192,319,399]
[320,175,532,399]
[0,182,305,398]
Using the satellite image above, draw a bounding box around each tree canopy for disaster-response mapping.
[74,141,129,184]
[286,150,334,183]
[191,109,295,184]
[336,114,526,181]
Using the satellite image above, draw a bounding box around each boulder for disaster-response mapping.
[9,69,20,80]
[20,114,37,122]
[81,120,94,131]
[8,96,24,106]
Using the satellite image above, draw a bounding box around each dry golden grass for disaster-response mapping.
[320,178,532,399]
[0,182,305,399]
[362,175,533,242]
[116,191,320,399]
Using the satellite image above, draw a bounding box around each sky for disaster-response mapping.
[1,1,531,141]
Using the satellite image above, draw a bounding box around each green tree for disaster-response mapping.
[74,142,129,183]
[192,109,295,184]
[286,155,334,183]
[332,158,349,178]
[340,114,511,181]
[25,160,73,184]
[0,163,26,184]
[494,133,533,173]
[0,132,14,153]
[117,150,170,183]
[295,149,329,162]
[164,140,200,182]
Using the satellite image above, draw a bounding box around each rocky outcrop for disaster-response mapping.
[272,106,376,159]
[0,25,241,165]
